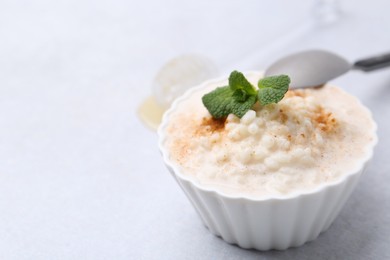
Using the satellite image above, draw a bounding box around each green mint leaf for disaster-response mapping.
[229,71,257,96]
[257,75,290,106]
[202,86,257,119]
[232,89,248,102]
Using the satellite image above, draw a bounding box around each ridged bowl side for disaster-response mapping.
[166,163,365,251]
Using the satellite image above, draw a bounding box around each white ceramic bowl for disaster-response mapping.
[158,72,377,251]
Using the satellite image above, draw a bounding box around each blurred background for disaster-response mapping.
[1,0,389,259]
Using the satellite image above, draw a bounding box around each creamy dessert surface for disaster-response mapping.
[163,72,376,198]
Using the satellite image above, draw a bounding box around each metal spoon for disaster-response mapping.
[265,49,390,88]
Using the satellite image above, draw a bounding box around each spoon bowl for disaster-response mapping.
[264,50,351,88]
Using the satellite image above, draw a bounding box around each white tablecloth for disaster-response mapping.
[1,0,389,259]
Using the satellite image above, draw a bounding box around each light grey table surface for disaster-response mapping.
[0,0,389,259]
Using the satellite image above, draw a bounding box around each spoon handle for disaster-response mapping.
[353,52,390,72]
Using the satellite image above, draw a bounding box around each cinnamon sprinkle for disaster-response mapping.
[313,106,337,132]
[194,117,226,136]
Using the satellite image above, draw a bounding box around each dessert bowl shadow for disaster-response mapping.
[158,72,378,251]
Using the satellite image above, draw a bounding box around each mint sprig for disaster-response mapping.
[202,71,290,119]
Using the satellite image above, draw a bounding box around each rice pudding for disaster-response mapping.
[162,72,376,198]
